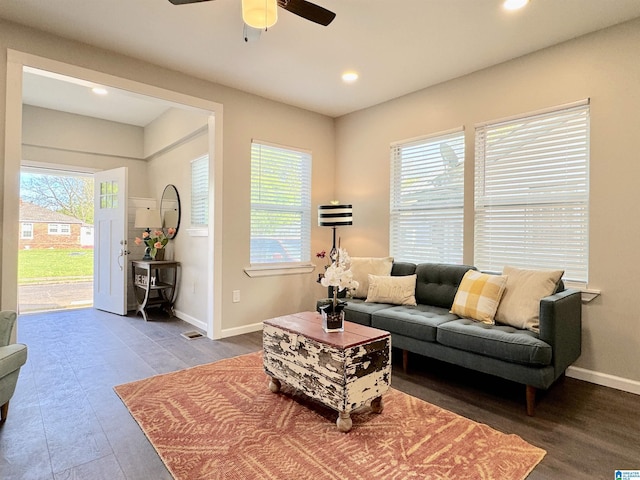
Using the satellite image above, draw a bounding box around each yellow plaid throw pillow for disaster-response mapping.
[450,270,508,324]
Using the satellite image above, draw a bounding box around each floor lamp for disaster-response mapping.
[318,203,353,260]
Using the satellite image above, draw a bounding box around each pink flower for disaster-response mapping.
[142,231,150,239]
[134,237,143,246]
[154,230,163,237]
[154,242,163,249]
[168,227,176,235]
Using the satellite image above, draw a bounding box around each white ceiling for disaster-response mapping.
[3,0,640,122]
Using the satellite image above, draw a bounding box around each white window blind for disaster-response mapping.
[250,141,311,264]
[390,130,465,264]
[191,155,209,226]
[474,103,590,283]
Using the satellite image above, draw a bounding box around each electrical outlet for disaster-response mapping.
[232,290,240,303]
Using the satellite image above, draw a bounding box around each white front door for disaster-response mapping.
[93,167,128,315]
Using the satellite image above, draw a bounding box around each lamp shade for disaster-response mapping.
[134,208,161,229]
[318,204,353,227]
[242,0,278,29]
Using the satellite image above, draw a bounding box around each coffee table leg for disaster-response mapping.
[336,411,352,432]
[268,376,281,393]
[370,396,384,414]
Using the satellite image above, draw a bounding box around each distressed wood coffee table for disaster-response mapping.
[263,311,391,432]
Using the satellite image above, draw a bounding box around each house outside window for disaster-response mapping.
[390,129,465,264]
[21,223,33,239]
[474,102,590,283]
[250,140,311,264]
[48,223,71,235]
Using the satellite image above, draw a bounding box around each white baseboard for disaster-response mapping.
[567,366,640,396]
[174,310,207,332]
[219,321,263,339]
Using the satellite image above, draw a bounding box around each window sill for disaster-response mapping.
[187,228,208,237]
[244,262,315,278]
[565,282,601,303]
[580,288,601,303]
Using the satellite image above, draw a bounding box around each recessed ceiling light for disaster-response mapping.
[91,87,108,96]
[503,0,529,11]
[342,72,359,84]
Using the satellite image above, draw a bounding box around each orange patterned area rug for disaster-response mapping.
[114,352,545,480]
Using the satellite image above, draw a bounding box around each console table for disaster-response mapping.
[131,260,179,321]
[263,311,391,432]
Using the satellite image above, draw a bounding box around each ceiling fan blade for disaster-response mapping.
[278,0,336,26]
[168,0,213,5]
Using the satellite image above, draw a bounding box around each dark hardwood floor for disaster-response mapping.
[1,308,638,479]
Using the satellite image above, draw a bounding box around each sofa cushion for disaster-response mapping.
[344,299,394,326]
[414,263,475,309]
[450,270,507,324]
[437,319,553,366]
[350,257,394,299]
[391,262,417,276]
[366,274,417,306]
[371,305,458,343]
[495,266,564,332]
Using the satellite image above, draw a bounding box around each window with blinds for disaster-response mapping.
[250,141,311,264]
[191,155,209,226]
[474,102,590,283]
[390,130,465,264]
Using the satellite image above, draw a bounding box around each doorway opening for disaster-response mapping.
[18,167,94,313]
[5,50,223,338]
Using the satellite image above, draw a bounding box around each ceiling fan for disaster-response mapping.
[167,0,336,27]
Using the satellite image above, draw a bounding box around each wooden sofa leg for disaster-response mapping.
[402,349,408,373]
[526,385,536,416]
[1,401,8,424]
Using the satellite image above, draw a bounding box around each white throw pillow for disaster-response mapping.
[366,274,417,306]
[494,266,564,332]
[349,257,393,299]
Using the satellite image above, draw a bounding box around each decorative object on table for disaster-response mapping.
[135,227,174,261]
[317,201,352,261]
[114,352,546,480]
[134,207,162,260]
[316,249,347,299]
[319,248,359,332]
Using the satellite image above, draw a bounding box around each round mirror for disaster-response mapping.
[161,184,181,239]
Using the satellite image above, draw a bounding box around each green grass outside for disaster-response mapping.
[18,248,93,284]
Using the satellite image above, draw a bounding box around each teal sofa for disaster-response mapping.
[344,262,582,415]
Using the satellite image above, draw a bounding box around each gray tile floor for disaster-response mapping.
[1,308,261,480]
[2,307,640,479]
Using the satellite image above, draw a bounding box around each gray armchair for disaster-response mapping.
[0,311,27,424]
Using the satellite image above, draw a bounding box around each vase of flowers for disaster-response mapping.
[319,248,359,332]
[135,228,174,260]
[316,250,347,299]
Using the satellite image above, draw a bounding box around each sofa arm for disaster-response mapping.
[539,288,582,374]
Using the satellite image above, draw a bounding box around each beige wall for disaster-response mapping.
[0,19,334,336]
[22,105,150,194]
[4,15,639,390]
[335,18,640,386]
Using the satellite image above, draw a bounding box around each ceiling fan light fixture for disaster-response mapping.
[242,0,278,29]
